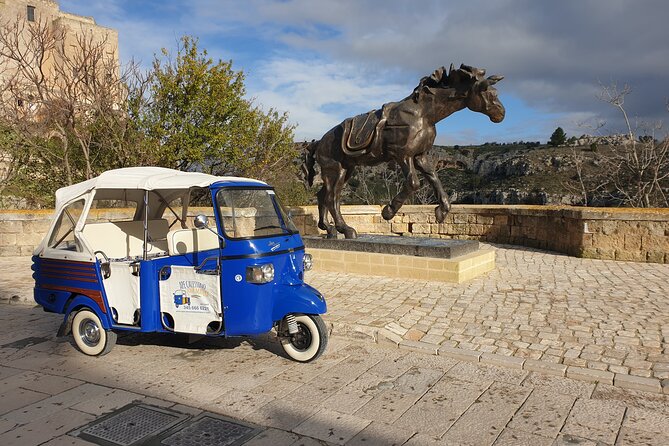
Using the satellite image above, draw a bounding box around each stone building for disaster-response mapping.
[0,0,119,104]
[0,0,118,196]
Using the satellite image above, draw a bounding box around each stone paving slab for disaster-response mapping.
[561,398,626,444]
[506,388,575,438]
[0,304,668,445]
[353,389,421,424]
[616,427,669,446]
[493,428,555,446]
[293,408,371,445]
[0,387,50,416]
[441,381,533,446]
[393,377,490,437]
[346,421,414,446]
[0,408,95,446]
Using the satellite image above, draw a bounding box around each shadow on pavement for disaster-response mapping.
[0,304,410,446]
[114,331,287,359]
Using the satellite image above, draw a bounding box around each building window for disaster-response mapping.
[27,5,35,22]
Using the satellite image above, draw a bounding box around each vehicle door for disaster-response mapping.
[157,194,223,335]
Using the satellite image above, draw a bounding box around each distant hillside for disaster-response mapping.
[431,143,587,205]
[339,142,611,206]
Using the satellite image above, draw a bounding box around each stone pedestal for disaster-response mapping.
[304,235,495,283]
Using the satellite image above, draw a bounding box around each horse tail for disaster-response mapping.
[303,139,318,187]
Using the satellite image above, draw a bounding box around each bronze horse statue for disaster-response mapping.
[304,64,505,238]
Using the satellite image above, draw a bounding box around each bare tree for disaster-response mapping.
[567,146,591,205]
[0,13,151,205]
[411,151,446,205]
[348,152,446,206]
[347,164,403,205]
[596,83,669,207]
[349,165,374,204]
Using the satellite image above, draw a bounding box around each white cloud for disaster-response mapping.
[249,58,408,140]
[213,0,669,131]
[58,0,669,142]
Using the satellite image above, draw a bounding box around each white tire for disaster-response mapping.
[280,314,328,362]
[72,309,116,356]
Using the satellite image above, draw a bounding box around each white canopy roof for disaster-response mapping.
[55,167,265,209]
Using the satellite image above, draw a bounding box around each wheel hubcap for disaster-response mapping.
[79,319,100,347]
[291,323,312,351]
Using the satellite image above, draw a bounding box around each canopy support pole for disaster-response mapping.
[143,190,149,260]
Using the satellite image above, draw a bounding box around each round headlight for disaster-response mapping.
[261,263,274,282]
[303,253,313,271]
[246,263,274,284]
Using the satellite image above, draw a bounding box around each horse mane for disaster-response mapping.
[412,64,483,102]
[412,67,447,101]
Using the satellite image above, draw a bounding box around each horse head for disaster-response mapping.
[449,64,505,123]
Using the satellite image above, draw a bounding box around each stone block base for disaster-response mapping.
[308,247,495,283]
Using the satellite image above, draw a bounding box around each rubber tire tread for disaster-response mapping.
[281,314,328,363]
[71,309,116,356]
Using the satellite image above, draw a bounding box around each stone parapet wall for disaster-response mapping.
[288,205,669,264]
[2,205,669,263]
[0,208,136,256]
[0,210,54,256]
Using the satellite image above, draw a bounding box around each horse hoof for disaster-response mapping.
[343,227,358,239]
[381,205,395,221]
[326,225,338,239]
[435,206,448,223]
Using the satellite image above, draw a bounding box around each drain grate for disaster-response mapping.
[154,414,258,446]
[74,404,188,446]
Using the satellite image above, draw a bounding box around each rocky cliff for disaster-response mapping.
[426,143,593,206]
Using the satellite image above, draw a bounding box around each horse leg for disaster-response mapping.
[415,154,451,222]
[382,157,420,220]
[318,171,338,238]
[316,186,333,234]
[331,167,357,239]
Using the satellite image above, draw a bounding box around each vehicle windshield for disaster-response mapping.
[216,188,298,239]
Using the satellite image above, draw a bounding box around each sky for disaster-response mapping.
[60,0,669,145]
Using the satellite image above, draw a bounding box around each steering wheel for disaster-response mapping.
[94,250,111,279]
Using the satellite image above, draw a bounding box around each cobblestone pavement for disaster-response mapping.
[311,245,669,393]
[2,244,669,393]
[1,304,669,445]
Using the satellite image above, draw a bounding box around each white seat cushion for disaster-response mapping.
[82,219,169,259]
[167,228,220,255]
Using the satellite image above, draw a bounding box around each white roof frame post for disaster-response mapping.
[181,189,191,229]
[143,190,149,261]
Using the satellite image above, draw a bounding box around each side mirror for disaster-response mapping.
[194,214,209,229]
[193,214,226,248]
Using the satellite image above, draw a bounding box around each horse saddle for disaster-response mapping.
[342,107,387,157]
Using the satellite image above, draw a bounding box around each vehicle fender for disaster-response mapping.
[272,283,327,322]
[63,295,112,330]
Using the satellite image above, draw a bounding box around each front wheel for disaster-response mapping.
[280,314,328,362]
[71,309,117,356]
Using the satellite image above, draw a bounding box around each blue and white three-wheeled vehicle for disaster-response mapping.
[32,167,327,362]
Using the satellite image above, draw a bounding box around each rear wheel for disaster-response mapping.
[72,309,116,356]
[280,314,328,362]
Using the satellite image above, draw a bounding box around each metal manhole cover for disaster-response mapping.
[73,404,188,446]
[154,414,259,446]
